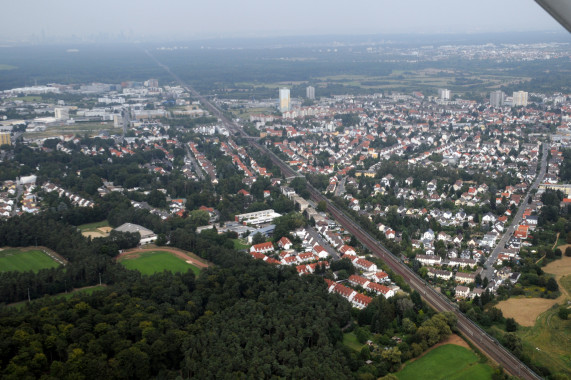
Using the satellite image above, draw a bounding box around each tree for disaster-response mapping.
[546,277,559,292]
[317,200,327,212]
[505,317,517,332]
[565,246,571,257]
[251,232,266,245]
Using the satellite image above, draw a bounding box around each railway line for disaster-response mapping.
[148,51,542,379]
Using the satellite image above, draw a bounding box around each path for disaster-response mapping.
[117,247,209,268]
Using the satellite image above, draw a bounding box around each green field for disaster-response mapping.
[120,251,201,275]
[232,239,250,250]
[0,248,60,273]
[396,344,493,380]
[342,332,366,352]
[7,285,106,309]
[516,274,571,379]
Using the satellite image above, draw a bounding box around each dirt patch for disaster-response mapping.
[82,231,106,238]
[496,297,560,327]
[407,334,470,364]
[98,227,112,234]
[544,254,571,299]
[116,247,210,268]
[497,255,571,327]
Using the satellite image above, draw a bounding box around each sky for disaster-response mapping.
[0,0,566,42]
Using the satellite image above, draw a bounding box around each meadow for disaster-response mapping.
[0,248,60,273]
[119,250,201,275]
[396,344,493,380]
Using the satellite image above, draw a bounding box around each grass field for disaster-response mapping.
[119,251,201,275]
[517,304,571,378]
[7,285,106,309]
[342,332,366,352]
[0,248,60,273]
[232,239,250,250]
[396,344,493,380]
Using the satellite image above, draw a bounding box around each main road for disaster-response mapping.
[483,143,549,281]
[148,51,541,379]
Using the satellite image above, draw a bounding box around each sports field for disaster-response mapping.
[78,220,112,238]
[0,248,61,273]
[119,250,201,275]
[396,344,493,380]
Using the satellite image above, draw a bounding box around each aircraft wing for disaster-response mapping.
[535,0,571,33]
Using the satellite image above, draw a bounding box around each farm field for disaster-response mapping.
[0,248,61,273]
[118,250,202,275]
[396,344,493,380]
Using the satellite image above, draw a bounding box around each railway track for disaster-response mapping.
[148,51,542,379]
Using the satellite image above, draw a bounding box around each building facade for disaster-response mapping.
[279,88,290,112]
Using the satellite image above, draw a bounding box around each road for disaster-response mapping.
[148,51,541,380]
[334,176,347,197]
[306,226,340,260]
[185,145,205,180]
[483,143,549,280]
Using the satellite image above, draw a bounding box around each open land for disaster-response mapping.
[117,247,210,275]
[396,344,493,380]
[0,247,63,273]
[495,255,571,326]
[78,220,112,238]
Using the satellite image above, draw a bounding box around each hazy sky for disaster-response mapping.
[0,0,565,42]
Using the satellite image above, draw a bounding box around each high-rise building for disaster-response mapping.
[279,88,290,112]
[0,133,10,146]
[490,90,505,107]
[306,86,315,100]
[54,107,69,120]
[438,88,451,100]
[512,91,528,107]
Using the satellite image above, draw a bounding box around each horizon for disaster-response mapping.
[0,0,566,45]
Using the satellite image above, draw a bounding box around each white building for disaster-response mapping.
[512,91,528,107]
[54,108,69,120]
[279,88,290,112]
[306,86,315,100]
[438,88,451,100]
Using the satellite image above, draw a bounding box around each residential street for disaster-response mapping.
[483,143,549,280]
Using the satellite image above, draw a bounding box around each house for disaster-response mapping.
[250,242,274,254]
[352,293,372,309]
[416,254,442,266]
[367,282,395,298]
[455,272,476,284]
[313,245,329,259]
[427,268,453,280]
[298,252,317,263]
[455,285,471,298]
[352,257,378,272]
[385,229,396,239]
[278,236,292,250]
[348,275,370,288]
[339,245,357,256]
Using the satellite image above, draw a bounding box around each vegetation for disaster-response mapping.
[119,251,201,275]
[395,344,493,380]
[0,248,60,273]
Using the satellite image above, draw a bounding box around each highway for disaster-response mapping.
[148,51,542,379]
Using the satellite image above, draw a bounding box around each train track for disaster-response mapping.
[148,51,541,379]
